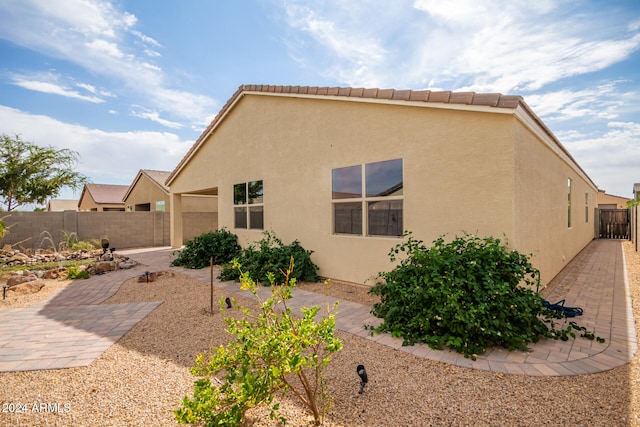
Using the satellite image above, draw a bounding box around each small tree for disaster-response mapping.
[0,134,89,211]
[176,258,342,426]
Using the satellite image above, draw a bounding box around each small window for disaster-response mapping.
[332,165,362,199]
[366,159,403,197]
[334,202,363,234]
[368,199,403,236]
[585,192,589,223]
[567,178,573,228]
[156,201,165,212]
[234,181,263,230]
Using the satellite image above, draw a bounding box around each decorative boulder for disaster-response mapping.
[138,271,157,283]
[119,261,137,270]
[7,274,38,288]
[94,261,117,274]
[44,268,67,279]
[9,281,45,295]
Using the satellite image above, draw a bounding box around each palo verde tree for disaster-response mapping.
[0,134,89,211]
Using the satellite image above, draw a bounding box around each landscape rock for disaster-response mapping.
[7,274,38,288]
[119,261,137,270]
[94,261,117,274]
[9,281,45,295]
[43,268,67,279]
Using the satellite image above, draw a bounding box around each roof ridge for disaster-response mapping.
[238,84,522,107]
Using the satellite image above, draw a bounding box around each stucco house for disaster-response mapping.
[46,199,79,212]
[124,169,172,212]
[123,169,218,214]
[78,184,128,211]
[166,85,598,286]
[596,190,630,209]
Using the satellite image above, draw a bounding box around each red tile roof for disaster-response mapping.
[83,184,129,204]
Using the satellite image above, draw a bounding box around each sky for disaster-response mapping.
[0,0,639,208]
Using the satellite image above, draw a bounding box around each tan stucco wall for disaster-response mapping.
[124,175,169,211]
[170,93,596,286]
[77,197,124,212]
[512,117,597,285]
[124,175,217,212]
[182,195,218,213]
[596,192,630,209]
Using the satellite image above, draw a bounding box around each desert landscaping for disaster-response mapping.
[0,241,638,426]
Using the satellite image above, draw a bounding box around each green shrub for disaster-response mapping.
[171,228,241,269]
[66,263,90,279]
[219,230,319,284]
[175,259,342,426]
[369,232,601,359]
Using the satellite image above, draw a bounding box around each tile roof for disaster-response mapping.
[123,169,170,202]
[166,85,592,189]
[46,199,79,211]
[143,170,171,192]
[84,184,129,204]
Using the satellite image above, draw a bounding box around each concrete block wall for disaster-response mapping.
[632,205,638,253]
[1,211,218,251]
[183,212,218,242]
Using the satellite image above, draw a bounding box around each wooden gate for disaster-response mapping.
[599,209,630,239]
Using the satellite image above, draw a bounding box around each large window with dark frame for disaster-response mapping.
[234,180,264,230]
[332,159,403,237]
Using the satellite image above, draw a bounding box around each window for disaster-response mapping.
[567,178,573,228]
[234,180,264,229]
[584,192,588,223]
[332,159,403,237]
[156,201,165,212]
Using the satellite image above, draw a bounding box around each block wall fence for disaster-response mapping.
[1,211,217,251]
[632,205,639,253]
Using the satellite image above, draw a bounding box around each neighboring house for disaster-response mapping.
[46,199,79,212]
[123,169,218,213]
[123,169,172,211]
[78,184,128,211]
[596,190,630,209]
[166,85,599,286]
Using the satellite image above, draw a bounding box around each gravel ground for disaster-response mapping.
[0,241,639,426]
[0,278,72,309]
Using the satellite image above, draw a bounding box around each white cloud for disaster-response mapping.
[131,30,162,48]
[11,74,105,103]
[525,82,627,121]
[279,1,640,94]
[0,105,191,187]
[282,1,391,87]
[75,82,115,98]
[0,0,215,127]
[131,108,184,129]
[559,121,640,197]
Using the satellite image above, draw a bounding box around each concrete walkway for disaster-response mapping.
[0,239,636,376]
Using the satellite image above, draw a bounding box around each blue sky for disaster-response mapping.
[0,0,639,205]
